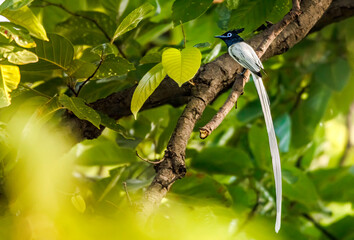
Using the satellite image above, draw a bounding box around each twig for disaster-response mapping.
[123,182,133,206]
[136,151,165,165]
[302,213,338,240]
[200,71,249,139]
[77,55,104,96]
[199,0,302,139]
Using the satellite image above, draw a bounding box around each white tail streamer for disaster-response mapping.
[251,72,282,233]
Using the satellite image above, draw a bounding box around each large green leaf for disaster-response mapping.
[162,47,201,86]
[111,3,154,43]
[0,0,33,12]
[228,0,277,33]
[0,65,20,108]
[23,33,74,70]
[72,138,137,166]
[191,147,253,175]
[315,58,351,91]
[0,44,38,65]
[1,6,48,41]
[0,22,36,48]
[282,166,319,208]
[131,63,166,119]
[172,0,213,25]
[56,11,116,46]
[59,95,101,128]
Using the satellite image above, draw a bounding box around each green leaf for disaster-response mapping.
[72,138,137,166]
[56,11,115,46]
[59,95,101,128]
[292,82,331,147]
[24,33,74,70]
[171,172,231,204]
[237,98,263,123]
[274,113,291,153]
[91,43,118,57]
[268,0,292,23]
[0,44,38,65]
[172,0,213,25]
[65,59,97,79]
[0,65,20,108]
[162,47,201,86]
[193,42,211,48]
[131,63,166,118]
[111,3,155,43]
[248,124,271,169]
[315,58,351,91]
[203,42,222,64]
[282,166,319,208]
[228,0,277,33]
[0,0,33,12]
[140,51,162,64]
[225,0,241,10]
[71,194,86,213]
[96,55,135,78]
[191,147,253,175]
[310,166,354,203]
[2,6,48,41]
[0,22,36,48]
[98,112,131,139]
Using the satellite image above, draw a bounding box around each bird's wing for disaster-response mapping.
[251,72,282,233]
[228,42,263,73]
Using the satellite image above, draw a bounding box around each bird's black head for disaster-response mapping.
[215,28,245,47]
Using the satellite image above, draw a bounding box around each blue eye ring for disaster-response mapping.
[227,32,232,37]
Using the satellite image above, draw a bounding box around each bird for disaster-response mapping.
[215,28,282,233]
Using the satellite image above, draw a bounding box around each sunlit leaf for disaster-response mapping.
[111,3,154,42]
[172,0,213,25]
[0,44,38,65]
[0,65,20,108]
[2,6,48,41]
[59,95,101,128]
[131,63,166,119]
[26,33,74,70]
[71,194,86,213]
[0,22,36,48]
[162,47,201,86]
[0,0,33,12]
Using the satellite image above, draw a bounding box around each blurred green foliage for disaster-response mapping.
[0,0,353,239]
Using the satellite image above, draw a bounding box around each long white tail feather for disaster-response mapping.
[251,73,282,233]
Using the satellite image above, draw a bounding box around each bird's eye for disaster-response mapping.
[227,33,232,37]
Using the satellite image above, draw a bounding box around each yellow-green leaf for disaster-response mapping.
[162,47,201,86]
[0,65,20,108]
[111,3,154,43]
[131,63,166,119]
[0,22,36,48]
[71,194,86,213]
[2,6,48,41]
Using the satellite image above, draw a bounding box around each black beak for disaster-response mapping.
[214,35,227,39]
